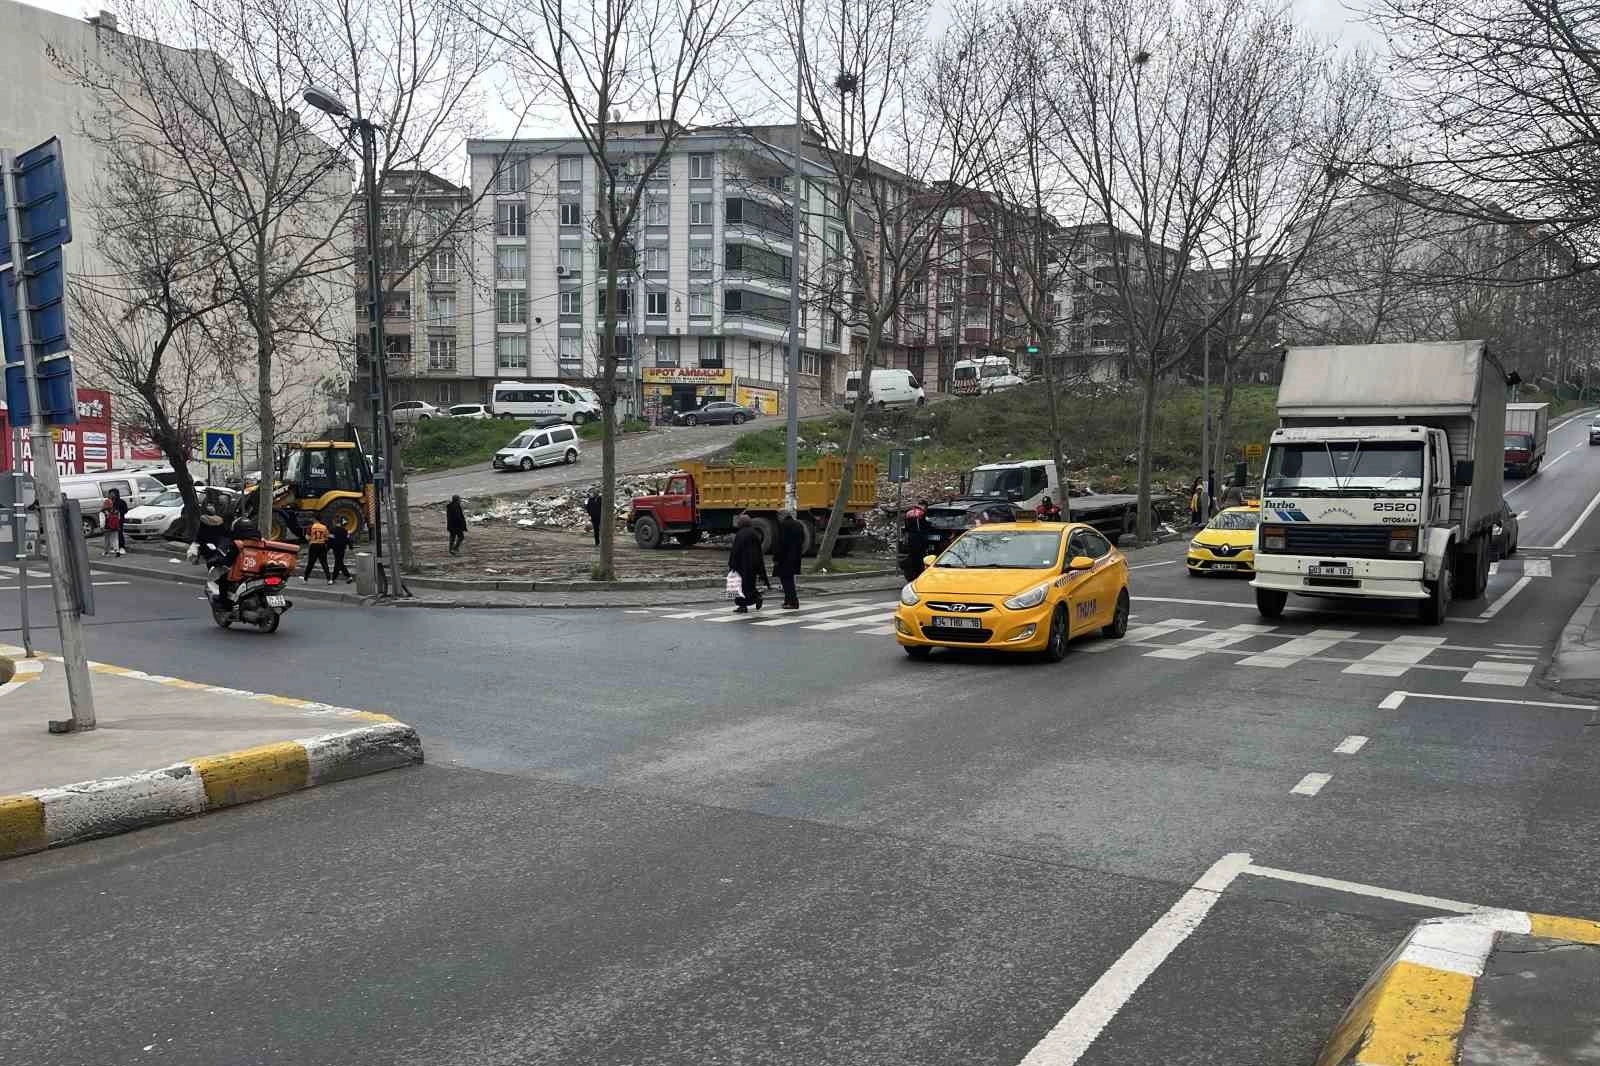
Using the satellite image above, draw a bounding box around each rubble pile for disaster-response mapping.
[436,472,679,536]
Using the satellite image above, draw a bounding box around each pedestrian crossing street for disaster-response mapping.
[626,595,1542,687]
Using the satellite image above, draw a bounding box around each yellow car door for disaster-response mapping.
[1074,527,1126,629]
[1060,528,1106,630]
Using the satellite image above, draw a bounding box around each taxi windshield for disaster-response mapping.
[1207,510,1259,531]
[936,531,1061,569]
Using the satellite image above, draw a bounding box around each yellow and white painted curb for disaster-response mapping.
[0,653,44,696]
[1316,910,1600,1066]
[0,647,423,861]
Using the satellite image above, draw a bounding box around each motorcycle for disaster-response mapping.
[190,533,299,633]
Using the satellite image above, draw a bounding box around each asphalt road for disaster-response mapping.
[3,416,1600,1065]
[409,418,775,505]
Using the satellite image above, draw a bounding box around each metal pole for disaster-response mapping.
[12,425,32,656]
[1,149,94,728]
[783,0,806,514]
[1201,329,1210,515]
[358,121,397,594]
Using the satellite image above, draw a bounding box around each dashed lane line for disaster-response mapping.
[1291,772,1331,796]
[1334,735,1369,755]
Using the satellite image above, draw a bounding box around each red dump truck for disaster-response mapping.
[627,456,879,556]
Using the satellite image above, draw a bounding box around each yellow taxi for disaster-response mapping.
[1186,503,1260,576]
[895,521,1130,662]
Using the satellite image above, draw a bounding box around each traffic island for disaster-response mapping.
[1315,911,1600,1066]
[0,645,421,860]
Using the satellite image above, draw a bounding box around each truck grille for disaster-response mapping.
[1271,525,1394,559]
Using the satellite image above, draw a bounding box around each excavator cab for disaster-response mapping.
[275,441,374,538]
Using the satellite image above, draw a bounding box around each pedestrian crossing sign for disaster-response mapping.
[203,430,238,462]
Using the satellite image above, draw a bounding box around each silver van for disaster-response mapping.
[58,471,169,534]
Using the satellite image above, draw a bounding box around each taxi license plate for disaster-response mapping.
[266,595,287,607]
[1308,563,1353,578]
[1211,562,1237,571]
[931,616,982,629]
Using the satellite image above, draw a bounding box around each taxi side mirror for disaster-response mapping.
[922,554,937,567]
[1067,555,1095,571]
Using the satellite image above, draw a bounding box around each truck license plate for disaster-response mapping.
[265,595,286,607]
[931,616,982,629]
[1308,563,1353,578]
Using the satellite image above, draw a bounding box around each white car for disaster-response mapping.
[448,403,492,420]
[123,487,240,540]
[492,424,582,471]
[391,400,440,423]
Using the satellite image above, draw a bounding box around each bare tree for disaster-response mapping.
[780,0,1000,567]
[459,0,751,580]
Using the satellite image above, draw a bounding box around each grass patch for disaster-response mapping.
[403,417,652,472]
[725,382,1282,490]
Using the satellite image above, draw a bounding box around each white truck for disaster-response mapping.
[1252,340,1508,625]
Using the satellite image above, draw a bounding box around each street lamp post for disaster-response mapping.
[304,86,402,595]
[783,0,806,513]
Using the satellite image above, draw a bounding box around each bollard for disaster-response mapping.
[354,551,377,596]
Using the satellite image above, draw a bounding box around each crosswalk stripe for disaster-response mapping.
[1238,629,1359,668]
[1462,659,1536,686]
[1145,623,1276,661]
[748,599,885,627]
[1087,618,1204,652]
[1342,634,1447,676]
[804,612,899,632]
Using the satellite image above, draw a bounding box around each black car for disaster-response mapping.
[900,499,1020,562]
[672,401,752,427]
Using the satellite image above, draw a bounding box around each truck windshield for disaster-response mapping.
[936,531,1061,569]
[1264,442,1424,494]
[968,468,1028,498]
[1504,433,1532,450]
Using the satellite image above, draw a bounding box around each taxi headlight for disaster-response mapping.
[1190,539,1205,550]
[1003,581,1051,611]
[900,582,920,606]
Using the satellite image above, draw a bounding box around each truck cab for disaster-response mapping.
[628,472,700,548]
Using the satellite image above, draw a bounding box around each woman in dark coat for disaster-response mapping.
[773,509,806,610]
[446,495,468,555]
[727,512,768,613]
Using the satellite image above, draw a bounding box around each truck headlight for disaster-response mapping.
[900,583,920,606]
[1388,528,1418,554]
[1003,581,1051,610]
[1262,526,1286,551]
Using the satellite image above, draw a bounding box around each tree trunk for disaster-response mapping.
[1210,355,1236,484]
[1134,356,1159,543]
[595,256,620,581]
[392,453,414,568]
[144,397,201,538]
[1039,343,1070,521]
[814,336,877,568]
[254,330,276,534]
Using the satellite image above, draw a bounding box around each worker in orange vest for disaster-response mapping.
[303,517,332,582]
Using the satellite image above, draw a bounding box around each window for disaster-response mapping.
[688,291,712,317]
[689,200,712,225]
[429,246,457,282]
[428,336,457,371]
[496,246,527,281]
[496,289,527,325]
[494,157,529,193]
[559,247,581,276]
[646,290,668,316]
[643,199,668,227]
[653,336,680,366]
[597,288,631,315]
[559,335,582,368]
[495,201,526,237]
[559,290,579,316]
[496,334,528,369]
[1072,529,1113,560]
[559,200,581,227]
[689,153,713,180]
[829,315,842,344]
[689,246,713,272]
[643,246,668,272]
[426,294,456,325]
[383,293,411,319]
[725,199,743,225]
[698,337,724,368]
[614,335,633,366]
[558,155,582,182]
[827,228,844,259]
[801,350,820,375]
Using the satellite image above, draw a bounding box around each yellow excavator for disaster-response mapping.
[241,440,375,542]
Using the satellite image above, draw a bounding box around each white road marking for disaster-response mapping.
[1523,557,1552,577]
[1462,659,1536,686]
[1342,634,1447,677]
[1479,575,1531,619]
[1379,690,1597,711]
[1241,864,1492,915]
[1237,628,1358,668]
[1144,623,1275,661]
[804,612,899,631]
[1291,772,1331,796]
[0,581,130,590]
[861,625,896,635]
[1014,852,1252,1066]
[1551,484,1600,550]
[1516,510,1530,521]
[1488,562,1499,576]
[1133,595,1253,610]
[1334,735,1368,755]
[1128,559,1177,570]
[624,609,653,614]
[1083,619,1203,652]
[1494,642,1541,649]
[751,600,891,627]
[660,608,734,619]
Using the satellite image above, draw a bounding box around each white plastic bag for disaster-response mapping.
[725,569,742,597]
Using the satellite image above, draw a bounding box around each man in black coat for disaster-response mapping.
[584,489,603,546]
[727,512,768,613]
[446,495,467,555]
[773,509,806,610]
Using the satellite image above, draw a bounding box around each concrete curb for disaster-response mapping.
[1546,573,1600,687]
[81,556,377,606]
[0,717,422,861]
[1315,910,1600,1066]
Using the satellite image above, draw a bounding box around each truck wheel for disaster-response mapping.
[633,515,663,549]
[798,516,817,557]
[674,531,703,547]
[1421,557,1453,624]
[1454,533,1490,599]
[1255,588,1287,619]
[752,515,779,554]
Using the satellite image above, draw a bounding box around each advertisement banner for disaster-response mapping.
[641,367,734,385]
[735,384,779,414]
[0,387,113,474]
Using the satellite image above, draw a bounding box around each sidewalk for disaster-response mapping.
[393,571,907,609]
[0,646,421,859]
[1544,574,1600,696]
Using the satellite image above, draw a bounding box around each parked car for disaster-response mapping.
[391,400,440,423]
[1492,500,1519,560]
[1590,415,1600,445]
[672,401,752,426]
[448,403,492,420]
[124,486,240,540]
[844,368,926,408]
[58,471,172,535]
[492,423,582,471]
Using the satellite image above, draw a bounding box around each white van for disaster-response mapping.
[490,382,602,424]
[492,424,583,471]
[844,368,926,408]
[58,471,170,534]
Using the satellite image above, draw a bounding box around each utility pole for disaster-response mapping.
[1201,328,1210,515]
[11,425,32,656]
[2,146,95,729]
[784,0,806,514]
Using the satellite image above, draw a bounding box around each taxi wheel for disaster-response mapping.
[1043,606,1069,663]
[903,645,932,660]
[1102,589,1130,639]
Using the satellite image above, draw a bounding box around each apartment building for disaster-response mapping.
[1052,223,1184,383]
[465,124,852,418]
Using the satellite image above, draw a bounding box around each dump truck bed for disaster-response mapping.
[683,457,878,512]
